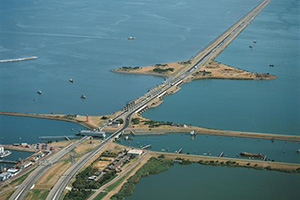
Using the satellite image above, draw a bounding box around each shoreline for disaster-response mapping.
[1,111,299,142]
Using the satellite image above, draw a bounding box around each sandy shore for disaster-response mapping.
[114,59,276,81]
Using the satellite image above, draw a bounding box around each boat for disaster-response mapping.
[69,78,73,83]
[127,36,136,40]
[190,130,196,136]
[37,90,42,95]
[253,40,257,43]
[0,147,11,158]
[80,94,86,99]
[249,45,253,48]
[240,152,264,158]
[269,64,274,67]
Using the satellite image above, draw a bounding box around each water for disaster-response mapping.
[143,0,300,135]
[0,0,261,115]
[126,164,300,200]
[119,133,300,163]
[0,115,84,144]
[0,150,32,170]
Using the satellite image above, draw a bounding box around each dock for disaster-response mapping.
[2,145,37,153]
[39,135,79,141]
[0,160,18,164]
[0,56,38,63]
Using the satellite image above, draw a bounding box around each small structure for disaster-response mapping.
[127,149,143,157]
[88,175,97,181]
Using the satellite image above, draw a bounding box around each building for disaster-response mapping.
[127,149,143,157]
[7,168,20,176]
[0,172,12,182]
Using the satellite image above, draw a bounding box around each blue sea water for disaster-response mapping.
[126,164,300,200]
[0,0,260,115]
[143,0,300,135]
[119,133,300,163]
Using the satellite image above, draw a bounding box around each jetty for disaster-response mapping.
[0,56,38,63]
[0,160,18,164]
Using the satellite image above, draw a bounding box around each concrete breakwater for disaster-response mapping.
[0,56,38,63]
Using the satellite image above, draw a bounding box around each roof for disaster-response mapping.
[128,149,143,155]
[0,172,11,177]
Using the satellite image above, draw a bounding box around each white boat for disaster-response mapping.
[80,94,86,99]
[37,90,42,95]
[127,36,136,40]
[190,130,195,136]
[0,147,11,158]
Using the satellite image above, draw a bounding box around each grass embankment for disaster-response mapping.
[173,156,300,173]
[111,157,173,200]
[25,189,49,200]
[197,160,300,173]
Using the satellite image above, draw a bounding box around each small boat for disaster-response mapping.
[269,64,274,67]
[69,78,73,83]
[37,90,42,95]
[81,94,86,99]
[190,130,195,136]
[127,36,136,40]
[0,147,11,158]
[253,40,257,43]
[249,45,253,48]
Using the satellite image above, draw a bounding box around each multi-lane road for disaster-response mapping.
[9,137,89,200]
[9,1,271,199]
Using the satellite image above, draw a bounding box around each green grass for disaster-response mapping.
[111,157,173,200]
[25,189,49,200]
[94,192,108,200]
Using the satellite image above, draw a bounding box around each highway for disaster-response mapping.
[14,1,271,199]
[8,136,88,200]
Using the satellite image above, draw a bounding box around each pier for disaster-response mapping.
[0,56,38,63]
[0,160,17,164]
[2,145,37,153]
[39,135,79,141]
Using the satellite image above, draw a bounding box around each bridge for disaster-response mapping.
[9,1,272,199]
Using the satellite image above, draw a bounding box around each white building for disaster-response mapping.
[127,149,143,157]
